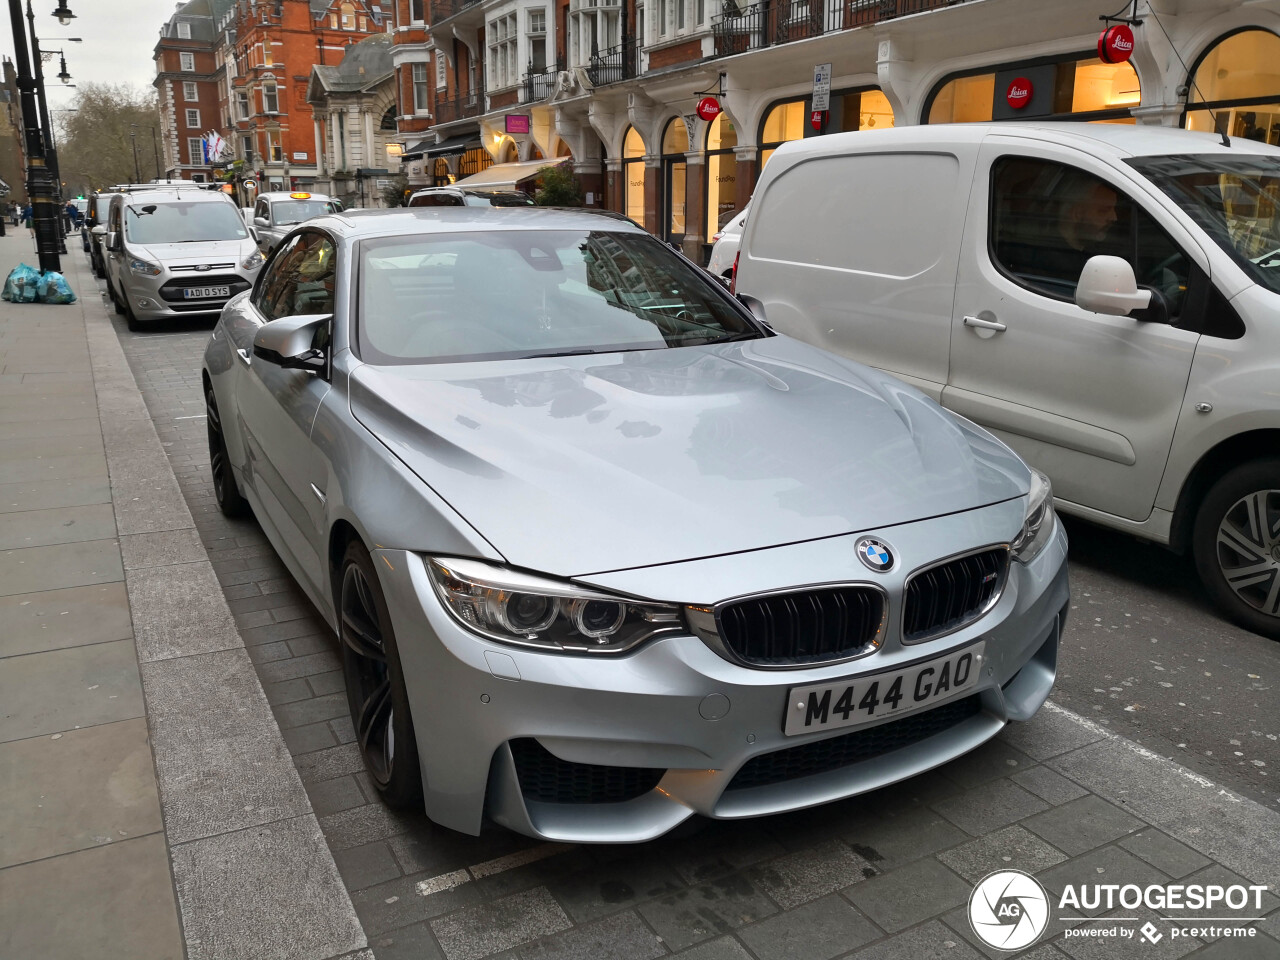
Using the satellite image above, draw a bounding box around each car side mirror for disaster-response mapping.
[107,231,121,253]
[90,224,106,237]
[1074,255,1152,316]
[254,216,269,228]
[252,314,332,372]
[736,292,769,325]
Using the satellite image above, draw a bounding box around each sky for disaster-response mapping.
[1,0,175,114]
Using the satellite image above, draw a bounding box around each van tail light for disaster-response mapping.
[711,231,723,242]
[729,252,740,294]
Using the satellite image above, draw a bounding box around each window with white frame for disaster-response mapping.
[237,90,249,119]
[359,16,368,30]
[412,63,430,112]
[267,131,282,162]
[179,51,195,71]
[410,0,425,21]
[435,52,446,88]
[528,9,547,72]
[183,81,198,101]
[340,2,356,28]
[486,13,518,89]
[262,81,279,114]
[177,21,191,39]
[574,0,619,60]
[262,37,272,66]
[241,134,252,161]
[187,137,205,164]
[185,108,200,127]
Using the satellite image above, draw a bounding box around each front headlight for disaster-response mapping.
[426,557,682,654]
[128,257,162,277]
[1011,468,1056,564]
[241,250,265,271]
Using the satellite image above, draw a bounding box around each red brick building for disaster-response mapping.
[155,0,233,182]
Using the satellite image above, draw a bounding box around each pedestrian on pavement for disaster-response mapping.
[23,203,33,238]
[64,200,76,230]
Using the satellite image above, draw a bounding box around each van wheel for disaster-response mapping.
[337,539,423,809]
[110,280,126,316]
[1192,458,1280,640]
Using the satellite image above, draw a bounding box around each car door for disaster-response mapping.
[943,138,1208,522]
[236,231,336,593]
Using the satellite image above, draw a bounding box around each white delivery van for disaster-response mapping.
[736,122,1280,639]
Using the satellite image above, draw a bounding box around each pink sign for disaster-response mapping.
[505,115,531,134]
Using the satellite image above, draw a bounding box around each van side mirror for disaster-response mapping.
[252,314,331,372]
[254,216,269,228]
[90,224,107,237]
[106,231,121,253]
[1074,255,1151,316]
[736,292,770,326]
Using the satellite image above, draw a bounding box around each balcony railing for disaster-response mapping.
[586,39,640,86]
[435,84,486,124]
[429,0,482,25]
[713,0,973,56]
[523,60,565,102]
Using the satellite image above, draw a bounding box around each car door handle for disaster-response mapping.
[963,316,1007,332]
[235,347,251,364]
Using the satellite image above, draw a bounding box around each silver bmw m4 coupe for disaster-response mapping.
[202,207,1068,842]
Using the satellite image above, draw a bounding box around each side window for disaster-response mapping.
[990,157,1190,318]
[253,199,267,221]
[253,236,303,321]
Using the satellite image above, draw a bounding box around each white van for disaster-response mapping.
[736,123,1280,639]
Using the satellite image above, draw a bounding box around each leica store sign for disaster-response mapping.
[1006,78,1033,109]
[1099,23,1136,63]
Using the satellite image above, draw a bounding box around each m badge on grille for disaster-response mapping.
[856,537,894,572]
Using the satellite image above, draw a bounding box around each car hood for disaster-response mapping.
[349,336,1029,577]
[130,239,254,267]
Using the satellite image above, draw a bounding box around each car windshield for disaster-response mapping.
[358,229,763,364]
[1129,154,1280,294]
[271,199,331,225]
[124,201,248,244]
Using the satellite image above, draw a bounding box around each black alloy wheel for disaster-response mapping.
[204,385,248,518]
[338,540,423,808]
[1193,458,1280,640]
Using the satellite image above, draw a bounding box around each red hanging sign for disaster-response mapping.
[696,97,722,122]
[1006,78,1033,110]
[810,109,827,131]
[1098,24,1135,64]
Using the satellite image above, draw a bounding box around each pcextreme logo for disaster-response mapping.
[968,871,1270,951]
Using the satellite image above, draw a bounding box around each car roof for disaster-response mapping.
[259,191,333,202]
[772,121,1280,162]
[114,189,237,206]
[309,205,650,239]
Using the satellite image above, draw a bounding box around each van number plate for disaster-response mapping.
[183,285,230,299]
[783,642,984,736]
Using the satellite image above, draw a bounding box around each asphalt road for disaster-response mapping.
[1054,515,1280,811]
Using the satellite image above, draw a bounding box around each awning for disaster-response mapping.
[402,135,483,162]
[455,158,568,190]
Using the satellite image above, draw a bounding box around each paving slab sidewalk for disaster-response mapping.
[0,231,368,960]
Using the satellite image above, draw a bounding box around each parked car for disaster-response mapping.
[99,187,263,331]
[407,186,536,207]
[736,122,1280,639]
[202,207,1067,840]
[251,191,337,255]
[707,206,748,279]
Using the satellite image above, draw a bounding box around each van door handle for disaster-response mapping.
[963,315,1007,332]
[235,347,251,364]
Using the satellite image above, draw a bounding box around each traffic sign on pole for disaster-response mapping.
[812,63,831,113]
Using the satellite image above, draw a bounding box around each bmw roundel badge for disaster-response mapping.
[856,537,894,572]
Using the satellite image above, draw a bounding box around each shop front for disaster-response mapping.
[661,117,688,246]
[758,87,895,170]
[1184,28,1280,142]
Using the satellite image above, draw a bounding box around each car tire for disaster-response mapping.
[1192,458,1280,640]
[125,302,143,332]
[204,385,249,518]
[110,280,126,316]
[337,539,424,809]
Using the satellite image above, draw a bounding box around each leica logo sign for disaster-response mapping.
[1006,78,1033,109]
[1099,24,1136,63]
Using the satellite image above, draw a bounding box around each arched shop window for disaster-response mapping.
[926,54,1139,124]
[1185,29,1280,142]
[459,147,492,177]
[705,112,738,240]
[622,126,645,225]
[758,89,895,169]
[662,117,688,242]
[433,158,452,185]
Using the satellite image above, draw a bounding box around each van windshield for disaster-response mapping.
[125,201,248,244]
[1129,154,1280,294]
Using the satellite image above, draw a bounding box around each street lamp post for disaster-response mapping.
[7,0,60,270]
[26,0,68,253]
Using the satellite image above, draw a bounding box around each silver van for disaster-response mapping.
[737,123,1280,639]
[100,187,263,331]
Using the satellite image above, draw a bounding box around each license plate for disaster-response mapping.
[183,285,230,299]
[784,642,985,736]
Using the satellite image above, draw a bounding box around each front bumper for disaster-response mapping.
[375,501,1068,841]
[124,269,256,321]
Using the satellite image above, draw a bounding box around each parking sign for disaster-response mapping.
[812,63,831,112]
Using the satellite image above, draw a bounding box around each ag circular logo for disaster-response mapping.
[856,537,894,572]
[969,870,1050,951]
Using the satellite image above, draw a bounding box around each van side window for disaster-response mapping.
[990,157,1190,319]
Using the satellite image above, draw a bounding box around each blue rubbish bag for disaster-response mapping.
[37,270,76,304]
[2,263,40,303]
